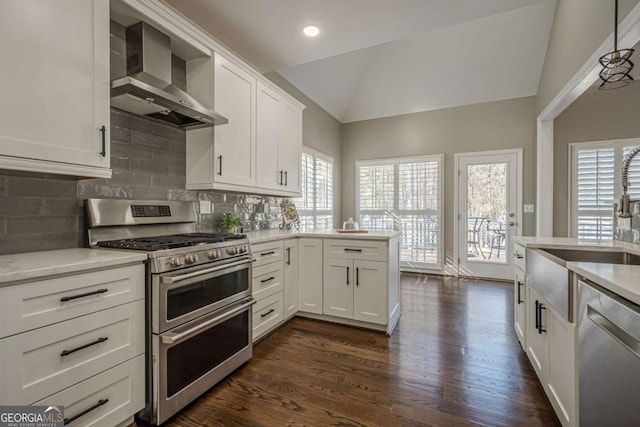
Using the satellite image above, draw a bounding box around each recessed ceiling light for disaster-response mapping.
[303,25,320,37]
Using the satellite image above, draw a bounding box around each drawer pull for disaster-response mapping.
[60,288,108,302]
[514,253,524,259]
[517,281,524,304]
[260,308,275,318]
[344,248,363,253]
[260,276,275,283]
[64,398,109,425]
[60,337,108,357]
[260,251,275,256]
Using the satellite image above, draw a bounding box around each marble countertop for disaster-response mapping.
[244,229,402,244]
[0,248,147,286]
[512,236,640,306]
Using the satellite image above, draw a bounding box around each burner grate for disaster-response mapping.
[96,232,247,251]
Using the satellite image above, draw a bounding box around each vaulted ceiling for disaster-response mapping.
[164,0,557,123]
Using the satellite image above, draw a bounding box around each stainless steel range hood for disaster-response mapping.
[111,22,227,129]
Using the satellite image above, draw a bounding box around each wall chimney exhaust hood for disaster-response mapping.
[111,22,228,129]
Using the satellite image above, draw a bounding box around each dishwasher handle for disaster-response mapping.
[587,304,640,360]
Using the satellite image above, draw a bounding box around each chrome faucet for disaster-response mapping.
[619,146,640,218]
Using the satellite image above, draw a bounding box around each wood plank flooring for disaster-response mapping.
[146,274,560,426]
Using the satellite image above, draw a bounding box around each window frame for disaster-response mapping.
[569,137,640,239]
[295,146,335,230]
[355,154,444,271]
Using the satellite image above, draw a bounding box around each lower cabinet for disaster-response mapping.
[283,239,299,319]
[297,238,323,314]
[323,258,387,324]
[526,285,577,427]
[514,267,526,350]
[252,292,284,341]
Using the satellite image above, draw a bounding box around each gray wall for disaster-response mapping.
[266,72,343,228]
[341,96,537,270]
[537,0,640,114]
[553,82,640,237]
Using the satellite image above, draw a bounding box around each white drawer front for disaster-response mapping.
[36,355,145,427]
[252,241,284,267]
[252,262,283,301]
[0,301,145,405]
[0,264,144,338]
[253,291,283,341]
[323,239,387,261]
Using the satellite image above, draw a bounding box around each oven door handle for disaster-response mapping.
[161,258,253,284]
[162,299,256,345]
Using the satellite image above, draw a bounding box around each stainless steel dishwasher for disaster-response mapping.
[578,279,640,426]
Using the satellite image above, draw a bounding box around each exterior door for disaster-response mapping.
[456,150,521,280]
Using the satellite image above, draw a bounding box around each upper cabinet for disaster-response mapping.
[0,0,111,178]
[256,83,302,195]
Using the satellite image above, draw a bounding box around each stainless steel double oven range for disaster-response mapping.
[87,199,254,425]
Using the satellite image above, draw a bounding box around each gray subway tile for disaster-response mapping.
[46,232,85,251]
[0,234,47,255]
[45,199,82,216]
[7,216,78,235]
[7,177,77,197]
[0,176,6,196]
[111,170,152,186]
[0,197,45,215]
[150,174,185,189]
[132,186,168,200]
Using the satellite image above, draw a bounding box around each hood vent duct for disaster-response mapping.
[111,22,228,129]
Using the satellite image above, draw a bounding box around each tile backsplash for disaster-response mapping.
[0,108,286,255]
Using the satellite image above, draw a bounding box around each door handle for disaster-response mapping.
[286,247,291,265]
[356,267,359,286]
[217,155,223,176]
[516,281,523,304]
[538,303,546,334]
[279,170,283,185]
[99,125,106,157]
[535,300,540,331]
[284,171,288,186]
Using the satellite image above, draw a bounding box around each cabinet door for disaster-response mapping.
[278,100,302,194]
[298,238,323,314]
[547,306,576,427]
[514,267,526,350]
[353,260,387,325]
[323,258,353,319]
[256,82,281,191]
[214,54,256,187]
[526,287,548,383]
[0,0,110,176]
[283,240,299,319]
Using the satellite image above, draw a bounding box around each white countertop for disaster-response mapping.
[512,236,640,306]
[568,262,640,306]
[245,229,402,244]
[0,248,147,285]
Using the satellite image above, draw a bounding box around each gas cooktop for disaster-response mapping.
[97,232,247,251]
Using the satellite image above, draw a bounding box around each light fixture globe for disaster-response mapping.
[599,48,635,90]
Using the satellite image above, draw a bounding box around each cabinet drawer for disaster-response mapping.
[324,239,387,261]
[252,262,283,301]
[253,292,283,341]
[514,243,526,271]
[0,300,145,405]
[252,241,284,267]
[0,264,144,338]
[35,355,145,427]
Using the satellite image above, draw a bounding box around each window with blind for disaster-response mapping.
[571,139,640,239]
[356,155,443,269]
[293,148,334,230]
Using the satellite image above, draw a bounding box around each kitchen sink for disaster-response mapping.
[541,248,640,265]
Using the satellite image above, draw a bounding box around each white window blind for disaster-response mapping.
[294,148,333,230]
[356,155,443,269]
[571,139,640,239]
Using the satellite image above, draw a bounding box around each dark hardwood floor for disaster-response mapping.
[151,274,560,426]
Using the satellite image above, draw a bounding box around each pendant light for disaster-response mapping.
[599,0,635,90]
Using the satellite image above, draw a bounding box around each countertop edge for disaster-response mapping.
[0,249,147,286]
[246,230,402,244]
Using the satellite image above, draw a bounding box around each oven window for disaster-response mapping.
[167,267,249,321]
[166,310,249,397]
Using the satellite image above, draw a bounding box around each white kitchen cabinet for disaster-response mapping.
[323,258,354,319]
[186,53,256,191]
[283,239,299,319]
[323,258,387,325]
[298,238,323,314]
[256,82,302,195]
[252,292,284,341]
[0,0,111,178]
[514,266,526,350]
[526,285,577,427]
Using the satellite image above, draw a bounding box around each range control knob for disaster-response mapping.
[227,247,237,255]
[239,245,247,253]
[170,256,185,267]
[186,254,198,264]
[207,250,218,259]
